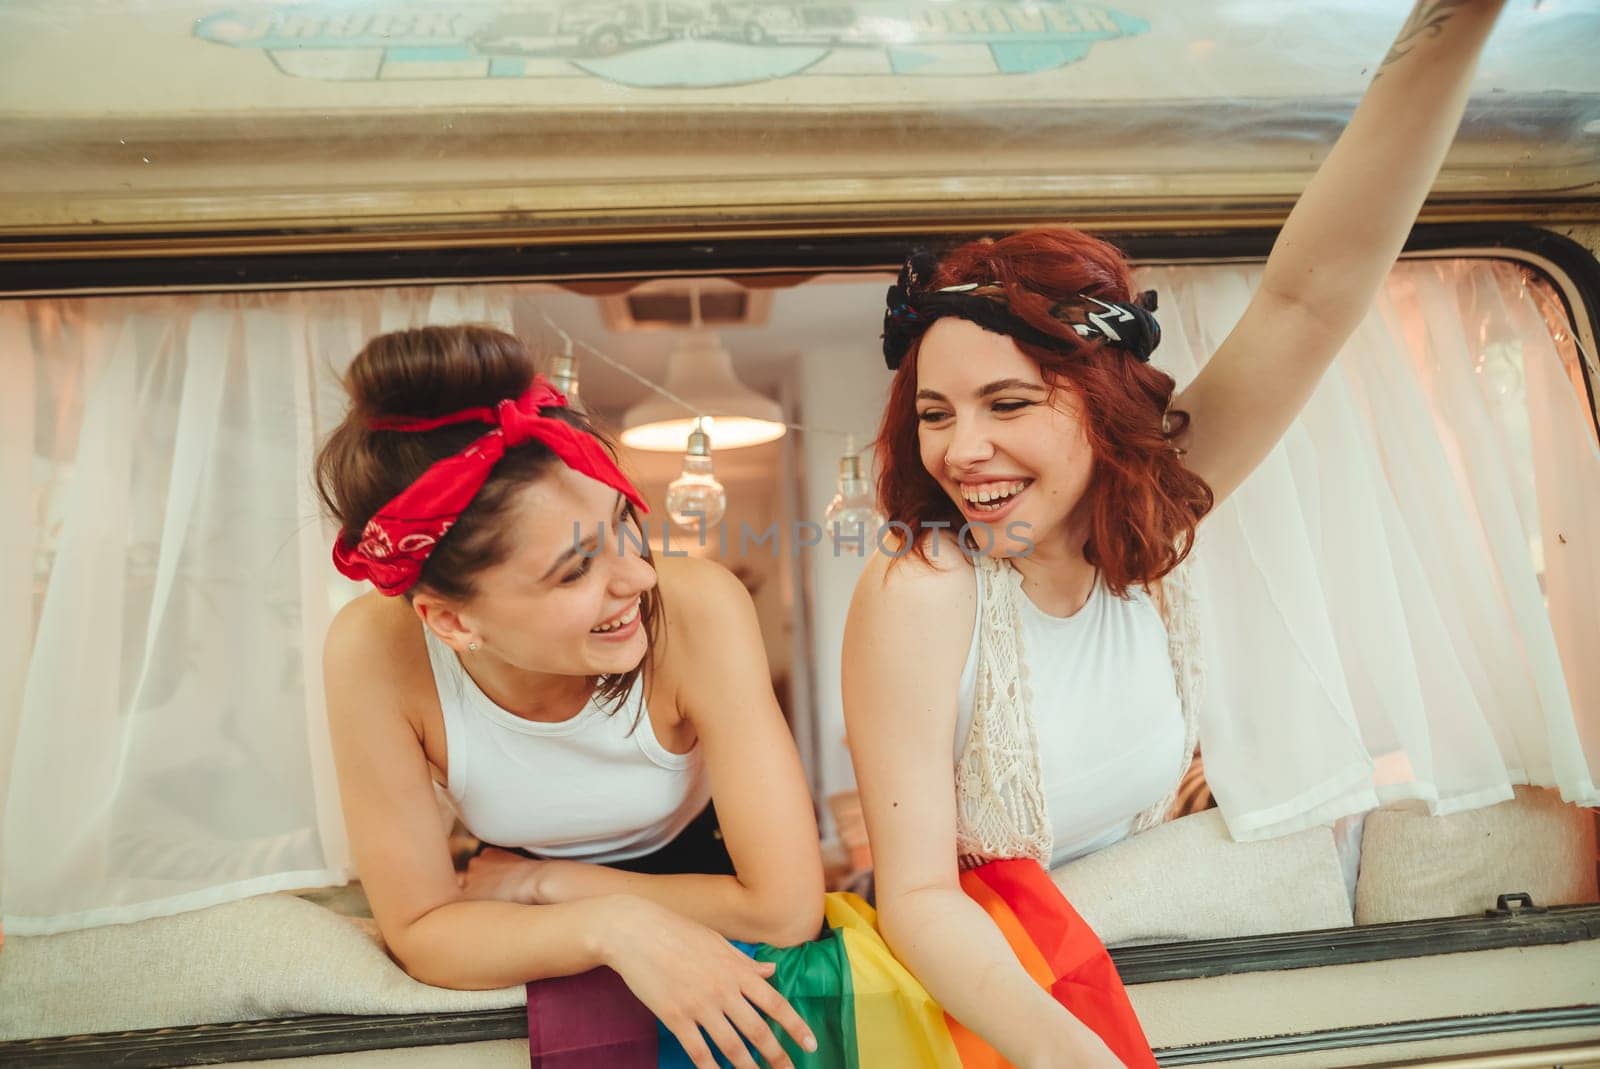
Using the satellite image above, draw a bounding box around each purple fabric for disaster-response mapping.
[526,967,659,1068]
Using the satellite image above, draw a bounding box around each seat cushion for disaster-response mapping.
[1354,785,1598,924]
[0,892,523,1040]
[1050,809,1353,946]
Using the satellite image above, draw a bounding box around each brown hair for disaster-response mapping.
[314,324,660,712]
[876,229,1214,595]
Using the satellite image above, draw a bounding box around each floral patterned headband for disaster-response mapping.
[882,249,1161,370]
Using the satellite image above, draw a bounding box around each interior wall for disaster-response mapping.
[612,439,793,698]
[793,343,893,840]
[777,372,818,807]
[532,278,895,841]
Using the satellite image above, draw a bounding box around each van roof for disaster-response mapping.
[2,1,1595,236]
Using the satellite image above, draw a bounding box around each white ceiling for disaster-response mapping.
[509,273,889,410]
[505,273,892,487]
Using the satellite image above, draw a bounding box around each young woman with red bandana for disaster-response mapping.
[844,4,1508,1067]
[315,325,822,1069]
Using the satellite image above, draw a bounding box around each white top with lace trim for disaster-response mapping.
[953,554,1203,869]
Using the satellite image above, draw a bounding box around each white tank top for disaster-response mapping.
[955,563,1186,869]
[424,628,711,864]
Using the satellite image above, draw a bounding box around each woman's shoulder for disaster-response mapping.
[325,589,395,650]
[655,553,751,624]
[653,554,764,665]
[849,531,979,644]
[323,593,433,717]
[326,590,422,656]
[843,534,977,728]
[858,530,977,599]
[651,554,777,728]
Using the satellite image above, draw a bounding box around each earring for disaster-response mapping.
[467,642,480,652]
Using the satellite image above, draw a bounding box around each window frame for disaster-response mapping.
[2,221,1596,1065]
[4,906,1598,1066]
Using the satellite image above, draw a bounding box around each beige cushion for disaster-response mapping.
[1050,809,1353,947]
[0,893,524,1040]
[1354,786,1599,924]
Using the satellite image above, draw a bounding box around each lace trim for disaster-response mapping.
[955,554,1205,866]
[953,557,1053,867]
[1134,554,1204,833]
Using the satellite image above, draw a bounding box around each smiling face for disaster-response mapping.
[914,317,1094,558]
[438,465,658,678]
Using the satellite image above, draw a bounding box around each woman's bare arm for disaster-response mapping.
[1174,0,1506,504]
[842,547,1123,1069]
[322,595,816,1069]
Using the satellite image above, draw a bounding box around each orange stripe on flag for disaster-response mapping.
[970,860,1100,976]
[940,867,1050,1069]
[942,1011,1012,1069]
[958,867,1053,987]
[969,860,1160,1069]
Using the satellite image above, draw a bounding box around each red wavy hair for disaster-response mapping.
[875,228,1214,596]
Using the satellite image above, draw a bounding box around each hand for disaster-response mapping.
[457,847,546,904]
[598,896,819,1069]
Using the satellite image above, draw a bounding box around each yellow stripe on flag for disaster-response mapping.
[822,893,965,1069]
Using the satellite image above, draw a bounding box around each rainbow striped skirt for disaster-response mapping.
[526,858,1157,1068]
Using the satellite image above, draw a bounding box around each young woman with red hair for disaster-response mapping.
[843,4,1508,1066]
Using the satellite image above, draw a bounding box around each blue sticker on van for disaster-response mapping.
[193,2,1149,87]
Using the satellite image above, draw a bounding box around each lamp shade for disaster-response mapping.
[619,332,785,451]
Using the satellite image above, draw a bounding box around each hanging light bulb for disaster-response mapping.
[536,314,585,409]
[665,419,727,535]
[548,340,581,407]
[824,438,883,551]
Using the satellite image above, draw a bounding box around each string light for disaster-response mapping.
[548,337,581,405]
[664,418,727,534]
[535,308,874,539]
[824,435,883,550]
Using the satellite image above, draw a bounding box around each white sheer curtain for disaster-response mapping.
[0,286,515,936]
[2,261,1594,936]
[1146,259,1600,841]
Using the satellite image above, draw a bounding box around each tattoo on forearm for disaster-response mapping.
[1378,0,1470,72]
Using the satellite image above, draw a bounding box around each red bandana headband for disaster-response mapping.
[332,376,648,596]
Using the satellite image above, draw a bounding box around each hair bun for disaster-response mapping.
[346,325,536,424]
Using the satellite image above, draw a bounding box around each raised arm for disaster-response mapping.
[323,595,815,1069]
[842,547,1123,1069]
[482,557,826,948]
[1173,0,1506,504]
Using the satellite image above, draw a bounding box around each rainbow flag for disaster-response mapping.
[526,859,1157,1068]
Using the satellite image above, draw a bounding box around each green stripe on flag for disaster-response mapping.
[754,929,858,1069]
